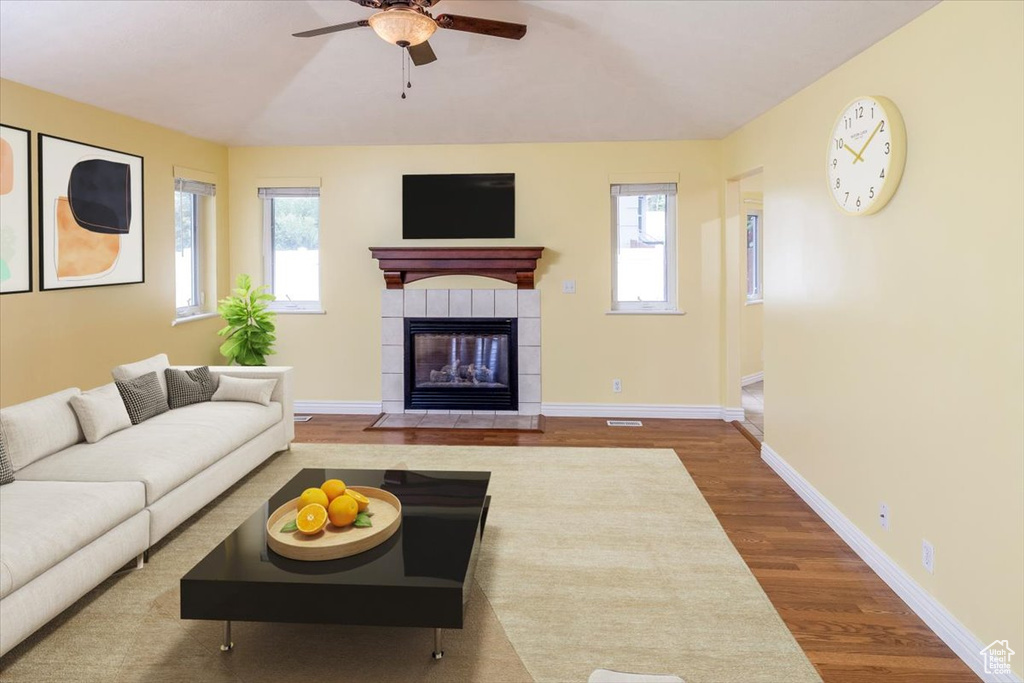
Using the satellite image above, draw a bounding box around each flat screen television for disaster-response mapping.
[403,173,515,239]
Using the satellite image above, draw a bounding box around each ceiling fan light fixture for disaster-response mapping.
[368,8,436,47]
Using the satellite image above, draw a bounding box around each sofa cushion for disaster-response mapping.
[115,372,170,425]
[0,433,13,485]
[0,480,145,599]
[0,388,84,472]
[15,401,283,505]
[70,383,132,443]
[211,375,277,406]
[112,353,170,401]
[165,366,217,409]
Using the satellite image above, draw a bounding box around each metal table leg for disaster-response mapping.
[220,620,234,652]
[432,628,444,660]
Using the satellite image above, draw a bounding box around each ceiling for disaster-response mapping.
[0,0,938,147]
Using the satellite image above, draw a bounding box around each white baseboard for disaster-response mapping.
[741,371,764,386]
[542,403,743,422]
[294,401,383,415]
[296,400,743,422]
[761,443,1021,683]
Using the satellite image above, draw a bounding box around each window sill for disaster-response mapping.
[745,299,764,306]
[171,312,219,327]
[271,308,327,315]
[605,310,686,316]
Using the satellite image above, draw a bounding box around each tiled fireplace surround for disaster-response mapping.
[380,288,541,416]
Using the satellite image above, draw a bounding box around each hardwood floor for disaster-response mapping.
[294,415,980,683]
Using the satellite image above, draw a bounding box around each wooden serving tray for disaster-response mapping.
[266,486,402,561]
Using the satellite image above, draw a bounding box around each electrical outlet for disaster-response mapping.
[922,539,934,574]
[562,280,576,294]
[879,503,890,531]
[612,379,622,393]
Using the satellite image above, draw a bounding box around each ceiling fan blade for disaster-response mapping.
[436,14,527,40]
[348,0,382,7]
[408,41,437,66]
[293,20,369,38]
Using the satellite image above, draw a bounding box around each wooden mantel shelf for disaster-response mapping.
[369,246,545,289]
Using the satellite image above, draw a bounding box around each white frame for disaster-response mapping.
[746,209,763,303]
[261,189,321,312]
[174,190,202,318]
[610,184,678,312]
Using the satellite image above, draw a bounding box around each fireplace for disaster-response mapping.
[405,318,518,411]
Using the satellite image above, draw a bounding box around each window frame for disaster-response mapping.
[746,208,763,303]
[260,187,322,312]
[610,183,678,313]
[174,188,202,318]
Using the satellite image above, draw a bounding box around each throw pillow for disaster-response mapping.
[111,353,170,401]
[115,371,170,425]
[0,432,13,485]
[165,366,218,409]
[211,375,277,407]
[69,384,133,443]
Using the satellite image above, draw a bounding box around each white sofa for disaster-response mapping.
[0,364,294,657]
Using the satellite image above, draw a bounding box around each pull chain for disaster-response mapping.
[401,46,406,99]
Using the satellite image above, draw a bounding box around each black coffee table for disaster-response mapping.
[180,468,491,658]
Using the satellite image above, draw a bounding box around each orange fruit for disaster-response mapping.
[295,503,328,535]
[320,479,347,502]
[299,487,329,510]
[328,494,359,528]
[344,488,369,512]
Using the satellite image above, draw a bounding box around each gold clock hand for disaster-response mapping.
[853,120,884,164]
[843,144,865,163]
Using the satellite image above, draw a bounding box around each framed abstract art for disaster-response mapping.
[38,134,144,291]
[0,124,32,294]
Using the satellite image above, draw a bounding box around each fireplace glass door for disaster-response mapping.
[405,318,517,411]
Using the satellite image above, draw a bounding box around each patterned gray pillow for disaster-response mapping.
[0,432,13,485]
[165,366,218,409]
[115,371,170,425]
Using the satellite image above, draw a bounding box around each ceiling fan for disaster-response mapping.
[293,0,528,67]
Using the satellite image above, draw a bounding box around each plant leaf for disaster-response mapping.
[353,513,372,528]
[280,520,298,533]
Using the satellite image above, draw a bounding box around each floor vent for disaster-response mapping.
[294,415,313,423]
[607,420,643,427]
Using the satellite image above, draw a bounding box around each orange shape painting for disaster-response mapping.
[0,136,12,195]
[56,196,120,278]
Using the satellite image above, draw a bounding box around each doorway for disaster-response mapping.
[739,171,764,441]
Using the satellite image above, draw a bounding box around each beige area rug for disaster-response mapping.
[0,445,821,683]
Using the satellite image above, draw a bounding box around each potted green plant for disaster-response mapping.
[217,274,277,366]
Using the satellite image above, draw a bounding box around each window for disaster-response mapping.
[611,183,677,312]
[174,178,215,317]
[260,187,321,311]
[746,209,762,302]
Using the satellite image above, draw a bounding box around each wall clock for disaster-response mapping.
[827,95,906,215]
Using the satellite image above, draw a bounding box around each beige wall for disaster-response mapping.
[0,80,230,406]
[228,142,726,405]
[723,1,1023,673]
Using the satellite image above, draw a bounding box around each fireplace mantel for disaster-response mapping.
[369,246,544,289]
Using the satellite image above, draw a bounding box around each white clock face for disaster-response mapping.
[827,97,903,215]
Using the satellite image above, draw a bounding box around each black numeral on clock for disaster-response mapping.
[869,187,875,199]
[835,178,841,189]
[884,142,890,155]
